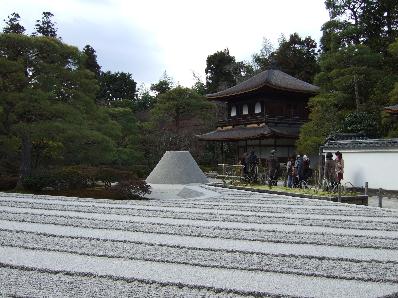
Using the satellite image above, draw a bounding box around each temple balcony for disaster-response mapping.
[218,114,306,127]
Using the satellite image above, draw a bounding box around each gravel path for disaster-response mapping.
[1,187,398,297]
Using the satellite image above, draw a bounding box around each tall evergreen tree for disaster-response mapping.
[253,33,319,83]
[82,45,101,78]
[97,71,137,104]
[3,12,25,34]
[150,71,174,95]
[34,11,58,38]
[205,49,238,93]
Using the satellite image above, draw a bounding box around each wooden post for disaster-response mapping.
[378,188,383,208]
[364,182,368,196]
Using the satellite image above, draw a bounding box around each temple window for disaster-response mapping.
[255,102,262,114]
[242,104,249,115]
[230,105,237,117]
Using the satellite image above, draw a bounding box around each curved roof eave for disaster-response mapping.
[206,69,320,100]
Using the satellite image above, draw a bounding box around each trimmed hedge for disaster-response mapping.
[22,166,151,199]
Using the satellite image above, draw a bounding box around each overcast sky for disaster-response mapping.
[1,0,330,87]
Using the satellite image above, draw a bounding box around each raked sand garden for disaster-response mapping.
[1,185,398,297]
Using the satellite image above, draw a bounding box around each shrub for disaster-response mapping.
[23,168,89,191]
[0,175,18,191]
[111,178,151,200]
[23,173,56,191]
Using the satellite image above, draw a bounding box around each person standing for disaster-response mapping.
[286,156,295,188]
[267,150,279,186]
[302,155,312,184]
[240,152,248,177]
[294,154,304,187]
[335,151,344,184]
[248,151,259,182]
[324,152,336,190]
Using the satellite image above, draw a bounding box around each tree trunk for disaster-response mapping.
[16,135,32,189]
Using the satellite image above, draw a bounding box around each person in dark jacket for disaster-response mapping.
[240,152,249,177]
[267,150,279,186]
[302,155,312,185]
[294,154,304,187]
[248,151,259,182]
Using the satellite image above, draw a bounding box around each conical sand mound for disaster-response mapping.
[146,151,209,184]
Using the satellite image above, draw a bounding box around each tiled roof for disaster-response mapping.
[324,138,398,150]
[206,69,320,99]
[197,123,300,141]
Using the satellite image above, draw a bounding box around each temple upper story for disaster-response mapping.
[207,69,319,128]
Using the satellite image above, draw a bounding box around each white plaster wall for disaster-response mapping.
[334,151,398,190]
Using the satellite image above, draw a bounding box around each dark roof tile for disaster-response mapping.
[197,123,300,141]
[324,138,398,150]
[207,69,320,99]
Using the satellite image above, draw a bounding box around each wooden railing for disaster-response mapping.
[218,115,306,127]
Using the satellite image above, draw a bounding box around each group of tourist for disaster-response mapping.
[240,151,259,182]
[323,151,345,190]
[286,154,313,188]
[238,150,344,190]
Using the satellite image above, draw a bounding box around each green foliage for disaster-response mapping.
[323,0,398,53]
[150,71,174,95]
[297,94,341,154]
[389,38,398,57]
[105,105,142,165]
[134,85,156,111]
[339,111,381,137]
[151,86,215,131]
[298,1,398,153]
[191,72,207,95]
[0,32,130,184]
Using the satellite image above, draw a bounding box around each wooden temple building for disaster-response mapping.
[198,69,320,163]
